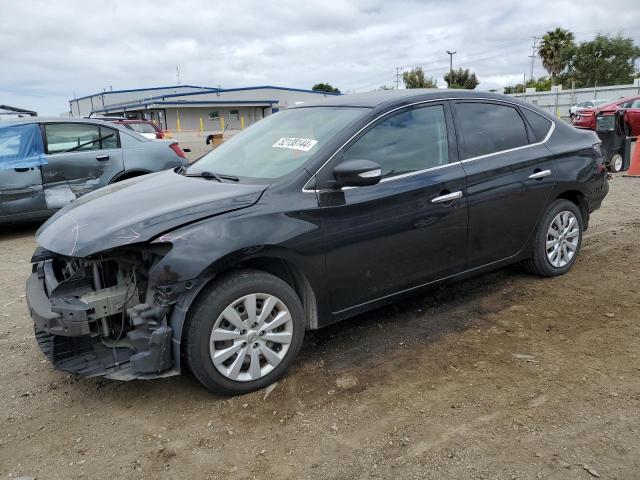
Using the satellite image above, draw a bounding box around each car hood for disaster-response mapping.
[36,169,268,257]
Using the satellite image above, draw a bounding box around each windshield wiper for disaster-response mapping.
[64,133,115,153]
[184,171,240,182]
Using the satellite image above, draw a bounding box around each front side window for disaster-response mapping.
[342,105,449,178]
[455,103,529,159]
[190,107,367,180]
[45,124,118,153]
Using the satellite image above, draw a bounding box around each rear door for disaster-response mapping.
[41,123,125,209]
[624,99,640,136]
[451,101,556,269]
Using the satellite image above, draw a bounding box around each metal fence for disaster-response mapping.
[508,81,640,119]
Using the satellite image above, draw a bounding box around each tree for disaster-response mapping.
[538,27,575,85]
[504,76,553,95]
[569,34,640,88]
[377,85,395,90]
[402,67,437,88]
[443,68,479,89]
[312,83,341,94]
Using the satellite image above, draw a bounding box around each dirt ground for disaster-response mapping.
[1,176,639,480]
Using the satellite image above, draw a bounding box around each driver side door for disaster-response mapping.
[319,102,468,314]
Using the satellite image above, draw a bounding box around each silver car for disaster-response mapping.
[0,117,187,223]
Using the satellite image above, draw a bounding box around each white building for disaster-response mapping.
[69,85,340,133]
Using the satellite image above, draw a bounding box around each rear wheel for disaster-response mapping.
[185,269,305,395]
[608,152,623,173]
[522,199,583,277]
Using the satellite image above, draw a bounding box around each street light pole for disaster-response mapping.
[446,50,456,86]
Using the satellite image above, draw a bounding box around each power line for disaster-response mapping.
[528,36,539,84]
[395,66,404,90]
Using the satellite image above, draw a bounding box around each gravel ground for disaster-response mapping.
[1,176,639,480]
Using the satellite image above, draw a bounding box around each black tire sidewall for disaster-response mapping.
[535,200,583,276]
[186,270,305,395]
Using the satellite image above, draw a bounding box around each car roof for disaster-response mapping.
[599,95,640,108]
[290,89,526,109]
[113,119,155,123]
[0,116,128,127]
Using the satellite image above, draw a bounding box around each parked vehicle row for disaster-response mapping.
[569,99,608,118]
[26,90,609,395]
[0,117,187,223]
[571,95,640,134]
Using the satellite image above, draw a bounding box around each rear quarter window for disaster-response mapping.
[520,108,553,142]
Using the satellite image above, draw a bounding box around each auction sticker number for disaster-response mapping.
[272,137,318,152]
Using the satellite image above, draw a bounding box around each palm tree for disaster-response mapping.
[538,28,575,85]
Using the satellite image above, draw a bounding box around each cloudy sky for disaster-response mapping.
[2,0,639,115]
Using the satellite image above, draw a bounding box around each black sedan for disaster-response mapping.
[26,89,608,395]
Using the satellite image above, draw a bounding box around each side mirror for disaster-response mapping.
[332,159,382,188]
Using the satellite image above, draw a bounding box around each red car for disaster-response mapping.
[112,119,165,139]
[571,95,640,134]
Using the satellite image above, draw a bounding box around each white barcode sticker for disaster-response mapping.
[272,137,318,152]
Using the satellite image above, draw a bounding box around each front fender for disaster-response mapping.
[150,208,328,371]
[149,209,324,284]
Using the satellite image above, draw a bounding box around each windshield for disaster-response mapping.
[189,107,367,180]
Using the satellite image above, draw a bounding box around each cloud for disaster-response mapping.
[1,0,639,114]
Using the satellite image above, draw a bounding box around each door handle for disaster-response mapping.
[431,191,463,204]
[529,169,551,180]
[96,154,110,161]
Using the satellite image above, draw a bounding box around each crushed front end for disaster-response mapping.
[26,245,179,379]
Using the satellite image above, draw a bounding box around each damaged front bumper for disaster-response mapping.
[26,248,181,380]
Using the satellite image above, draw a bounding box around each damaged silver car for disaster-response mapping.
[0,117,187,223]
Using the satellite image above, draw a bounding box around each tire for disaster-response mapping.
[185,269,305,395]
[521,199,583,277]
[608,152,623,173]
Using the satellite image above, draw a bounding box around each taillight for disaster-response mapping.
[156,131,163,139]
[169,142,186,158]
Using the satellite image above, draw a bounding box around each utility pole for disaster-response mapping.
[395,66,404,90]
[446,50,456,86]
[176,65,180,85]
[528,36,539,85]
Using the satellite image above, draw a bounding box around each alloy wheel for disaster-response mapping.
[546,210,579,268]
[209,293,293,382]
[612,153,623,173]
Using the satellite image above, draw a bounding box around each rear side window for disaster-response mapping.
[521,108,553,142]
[343,105,449,178]
[455,102,528,159]
[45,124,119,153]
[127,122,156,134]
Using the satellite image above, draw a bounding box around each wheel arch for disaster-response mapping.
[110,169,152,183]
[555,189,589,229]
[175,248,319,336]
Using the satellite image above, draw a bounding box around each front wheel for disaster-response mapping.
[522,199,583,277]
[185,270,305,395]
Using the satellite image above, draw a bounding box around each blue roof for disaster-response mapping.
[72,85,340,103]
[92,99,279,114]
[73,85,218,101]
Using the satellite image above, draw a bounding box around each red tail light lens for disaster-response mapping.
[156,131,164,139]
[169,142,186,158]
